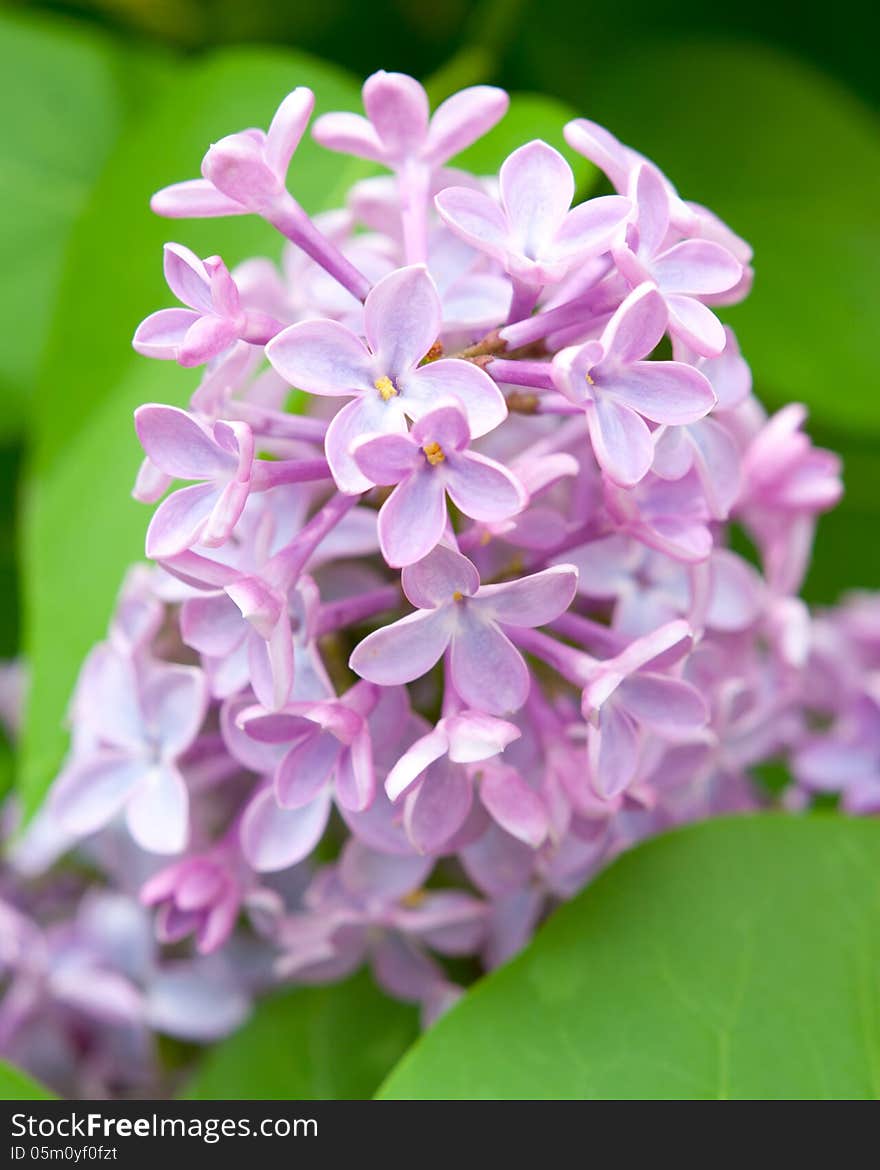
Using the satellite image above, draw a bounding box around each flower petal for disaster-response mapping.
[480,765,548,848]
[403,358,506,438]
[52,752,144,837]
[265,319,372,396]
[424,86,509,165]
[125,763,189,854]
[365,265,441,375]
[378,470,448,567]
[475,564,577,628]
[241,786,331,871]
[135,404,234,479]
[500,140,573,258]
[450,611,530,714]
[145,483,220,559]
[588,397,653,486]
[445,451,526,523]
[350,608,454,685]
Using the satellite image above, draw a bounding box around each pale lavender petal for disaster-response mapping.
[617,673,708,733]
[133,308,199,360]
[52,753,144,837]
[265,319,372,396]
[339,839,431,899]
[142,664,207,758]
[687,417,741,519]
[350,606,454,685]
[386,724,451,802]
[654,240,741,296]
[311,111,385,162]
[475,564,577,628]
[665,295,726,357]
[365,265,441,374]
[351,431,419,485]
[446,451,526,523]
[401,543,480,609]
[378,471,448,567]
[410,401,470,453]
[444,712,521,763]
[500,140,574,256]
[276,731,340,808]
[265,86,315,176]
[480,765,548,848]
[151,179,247,219]
[162,243,211,311]
[134,404,235,479]
[145,483,219,559]
[362,71,429,160]
[450,611,530,714]
[424,86,509,165]
[589,703,640,799]
[404,761,472,853]
[125,763,189,854]
[335,728,374,812]
[146,964,249,1041]
[325,393,408,494]
[706,550,764,631]
[600,282,667,365]
[179,314,239,367]
[563,118,633,193]
[632,164,670,256]
[403,358,506,438]
[241,787,331,871]
[588,397,653,486]
[434,186,510,265]
[550,195,631,261]
[606,362,715,424]
[181,593,244,657]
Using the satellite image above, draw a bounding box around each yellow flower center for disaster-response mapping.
[375,375,398,401]
[585,371,595,386]
[452,590,464,602]
[423,441,445,466]
[400,889,427,908]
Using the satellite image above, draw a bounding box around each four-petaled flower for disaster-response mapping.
[352,400,527,566]
[350,545,578,714]
[266,265,506,492]
[552,283,716,486]
[435,140,631,289]
[133,244,282,367]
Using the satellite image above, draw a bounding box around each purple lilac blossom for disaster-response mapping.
[1,69,863,1098]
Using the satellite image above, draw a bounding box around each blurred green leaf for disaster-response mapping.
[452,92,595,190]
[184,970,418,1100]
[0,1059,56,1100]
[0,12,171,438]
[19,47,365,817]
[380,815,880,1099]
[577,40,880,435]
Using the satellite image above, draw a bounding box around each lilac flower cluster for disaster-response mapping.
[2,70,866,1096]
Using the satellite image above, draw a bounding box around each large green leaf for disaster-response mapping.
[0,1059,56,1100]
[184,970,418,1100]
[19,48,365,816]
[575,40,880,436]
[380,815,880,1099]
[0,12,170,437]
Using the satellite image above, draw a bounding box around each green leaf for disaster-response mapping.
[0,12,170,437]
[380,815,880,1099]
[19,47,365,817]
[452,93,595,191]
[184,971,418,1100]
[0,1059,56,1100]
[577,40,880,436]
